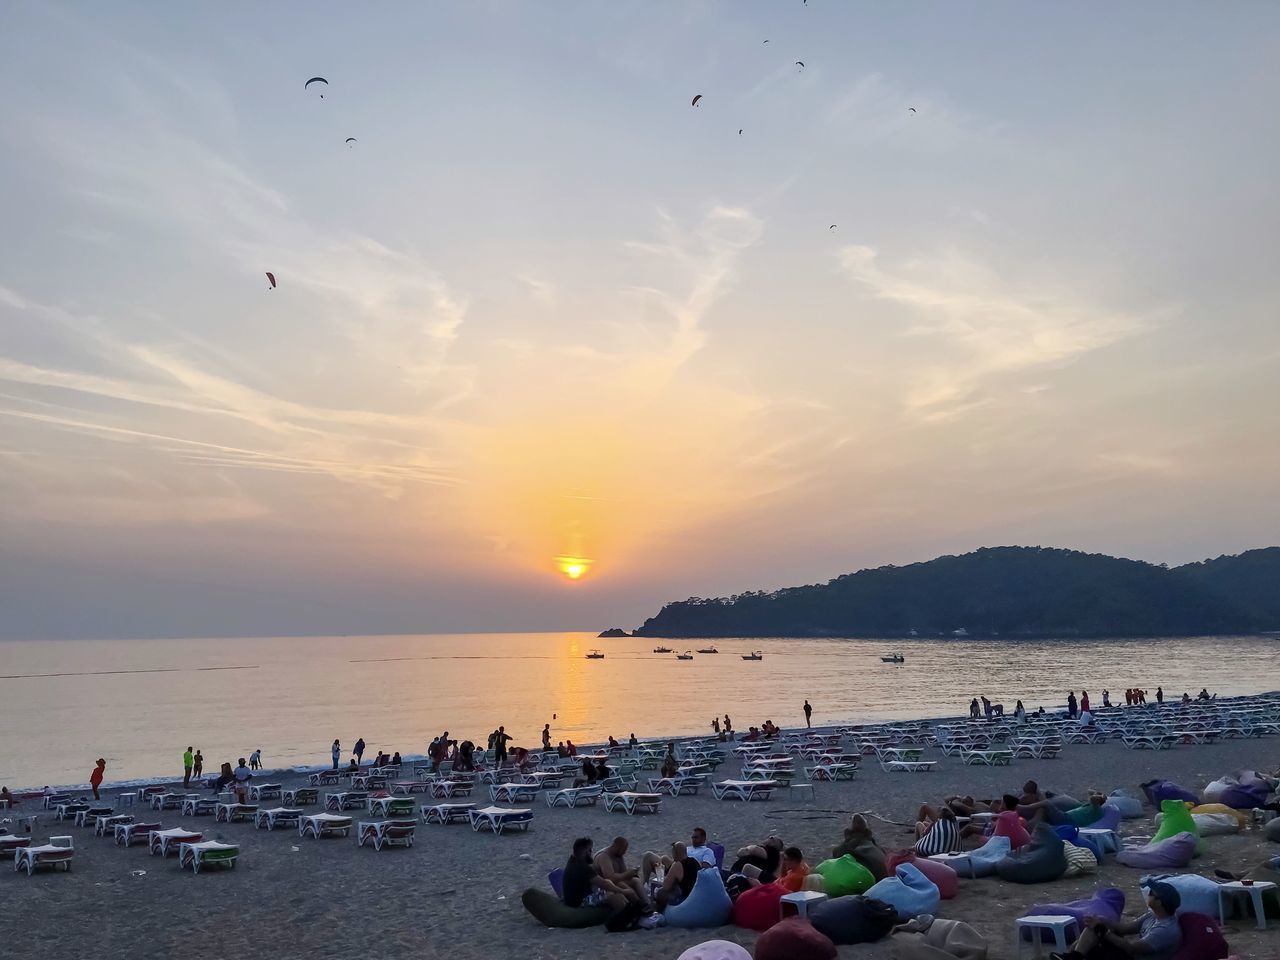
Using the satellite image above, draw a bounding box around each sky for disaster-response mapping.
[2,2,1279,640]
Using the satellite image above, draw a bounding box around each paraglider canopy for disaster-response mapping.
[908,107,917,113]
[691,94,702,107]
[265,272,277,289]
[345,137,357,144]
[305,77,328,98]
[829,225,837,231]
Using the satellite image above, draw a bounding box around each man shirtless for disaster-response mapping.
[594,836,650,909]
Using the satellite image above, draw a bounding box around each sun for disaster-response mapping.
[555,556,592,581]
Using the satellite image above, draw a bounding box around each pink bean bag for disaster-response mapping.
[733,883,785,932]
[993,811,1031,850]
[883,851,959,899]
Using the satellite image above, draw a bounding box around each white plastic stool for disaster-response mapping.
[1218,880,1276,931]
[779,890,827,920]
[788,782,816,802]
[118,793,136,807]
[1014,915,1077,958]
[1077,827,1121,854]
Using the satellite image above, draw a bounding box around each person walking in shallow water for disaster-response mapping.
[803,700,813,728]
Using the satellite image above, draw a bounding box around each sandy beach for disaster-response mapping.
[5,715,1278,960]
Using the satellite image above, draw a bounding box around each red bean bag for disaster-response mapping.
[754,918,837,960]
[883,850,959,899]
[994,811,1031,850]
[733,883,785,932]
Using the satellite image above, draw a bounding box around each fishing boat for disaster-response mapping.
[880,653,905,663]
[586,649,605,659]
[652,645,673,654]
[696,645,719,654]
[741,651,763,661]
[676,651,694,660]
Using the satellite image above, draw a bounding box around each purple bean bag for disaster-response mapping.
[1093,804,1123,830]
[1143,780,1198,807]
[1022,888,1125,942]
[1115,831,1197,869]
[1218,783,1268,809]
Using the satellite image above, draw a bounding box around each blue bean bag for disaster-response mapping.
[966,835,1011,877]
[666,864,733,928]
[808,895,898,944]
[1094,804,1123,830]
[1140,873,1221,916]
[1053,824,1105,861]
[1116,831,1197,869]
[1265,817,1280,843]
[1144,780,1198,807]
[1023,888,1125,942]
[996,822,1067,884]
[862,862,939,918]
[1219,784,1268,810]
[1108,790,1144,819]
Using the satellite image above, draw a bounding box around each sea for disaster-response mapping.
[1,632,1276,790]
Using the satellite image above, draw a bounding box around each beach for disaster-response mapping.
[5,703,1279,960]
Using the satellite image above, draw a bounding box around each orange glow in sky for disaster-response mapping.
[556,556,591,581]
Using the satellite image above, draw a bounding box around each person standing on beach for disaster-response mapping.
[1102,690,1111,708]
[90,758,106,800]
[183,746,194,787]
[353,738,365,765]
[712,717,720,734]
[724,714,733,739]
[1066,692,1078,719]
[494,726,512,765]
[803,700,813,728]
[331,739,341,770]
[249,748,262,771]
[542,724,552,750]
[232,757,252,803]
[1080,690,1090,714]
[1156,686,1164,704]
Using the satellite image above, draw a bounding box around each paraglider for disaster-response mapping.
[305,77,328,99]
[796,61,805,70]
[738,129,743,135]
[265,272,277,290]
[829,225,837,231]
[762,39,769,44]
[908,107,917,113]
[345,137,357,146]
[691,94,702,107]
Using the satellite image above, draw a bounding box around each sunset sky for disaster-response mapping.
[2,2,1278,639]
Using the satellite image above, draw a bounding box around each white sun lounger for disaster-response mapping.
[324,792,369,811]
[15,842,74,875]
[55,802,91,822]
[215,803,258,822]
[150,793,185,811]
[358,819,417,850]
[96,814,133,836]
[490,783,539,804]
[74,806,114,827]
[712,779,778,801]
[248,783,282,802]
[181,797,219,816]
[468,805,533,834]
[391,780,429,795]
[545,785,603,808]
[150,828,203,857]
[299,813,353,839]
[281,788,319,807]
[961,749,1014,766]
[878,758,937,772]
[422,802,476,825]
[115,821,162,846]
[368,796,417,818]
[180,840,238,873]
[805,762,858,781]
[254,807,304,830]
[307,771,343,787]
[604,791,662,815]
[429,780,474,799]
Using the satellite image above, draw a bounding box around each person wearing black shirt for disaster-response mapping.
[562,837,628,911]
[729,835,784,883]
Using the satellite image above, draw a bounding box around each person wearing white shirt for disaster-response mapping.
[686,826,719,868]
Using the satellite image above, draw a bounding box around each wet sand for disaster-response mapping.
[4,732,1277,959]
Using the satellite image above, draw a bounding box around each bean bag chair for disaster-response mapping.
[1266,817,1280,843]
[1026,887,1126,929]
[1062,840,1098,877]
[965,835,1011,877]
[668,866,734,928]
[679,941,752,960]
[1172,912,1229,960]
[884,851,958,899]
[1191,804,1249,828]
[733,883,785,932]
[1144,780,1199,807]
[1047,794,1082,813]
[993,811,1031,850]
[1202,777,1233,804]
[995,822,1067,884]
[1219,783,1268,809]
[1053,824,1105,861]
[1094,804,1123,830]
[889,915,989,959]
[754,918,837,960]
[864,863,940,918]
[1108,789,1145,819]
[813,854,874,896]
[1116,831,1197,869]
[521,888,611,928]
[1140,873,1221,916]
[809,895,898,944]
[843,837,888,880]
[1153,800,1201,846]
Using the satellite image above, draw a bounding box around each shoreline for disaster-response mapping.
[20,689,1278,795]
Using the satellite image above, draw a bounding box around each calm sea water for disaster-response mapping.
[1,632,1275,789]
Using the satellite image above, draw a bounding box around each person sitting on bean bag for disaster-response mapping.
[1139,873,1221,917]
[993,810,1031,850]
[995,822,1068,884]
[1018,792,1107,829]
[831,814,887,879]
[776,846,811,892]
[666,864,734,929]
[914,807,962,856]
[1046,880,1182,960]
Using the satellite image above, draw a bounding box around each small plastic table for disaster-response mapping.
[1218,880,1275,931]
[779,890,827,920]
[1014,915,1078,958]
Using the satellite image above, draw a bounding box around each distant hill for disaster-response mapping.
[1175,548,1280,628]
[631,546,1277,639]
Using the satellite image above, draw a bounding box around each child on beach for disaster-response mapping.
[90,758,106,800]
[249,749,262,771]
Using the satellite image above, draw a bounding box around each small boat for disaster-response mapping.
[586,649,605,659]
[652,645,673,654]
[880,654,905,664]
[676,651,694,660]
[741,651,763,661]
[696,646,719,654]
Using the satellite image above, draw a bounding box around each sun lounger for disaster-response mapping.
[351,775,388,791]
[299,813,354,838]
[878,758,937,772]
[308,771,343,786]
[422,802,477,825]
[391,780,429,795]
[115,821,162,846]
[468,805,533,834]
[180,840,238,873]
[961,749,1015,766]
[215,802,258,822]
[712,779,778,801]
[545,785,603,808]
[15,841,74,875]
[358,819,417,850]
[254,807,303,830]
[54,802,90,821]
[324,791,369,811]
[248,783,282,802]
[805,762,858,781]
[150,828,202,857]
[604,791,662,815]
[490,783,539,804]
[95,813,133,836]
[1122,735,1176,750]
[368,796,416,818]
[0,836,32,855]
[73,805,114,827]
[150,792,185,811]
[597,774,639,792]
[647,776,702,796]
[181,797,220,816]
[428,780,473,799]
[281,788,319,807]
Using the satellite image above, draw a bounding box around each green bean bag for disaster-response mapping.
[833,837,887,880]
[521,888,611,928]
[1153,799,1203,854]
[995,822,1067,884]
[813,854,874,896]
